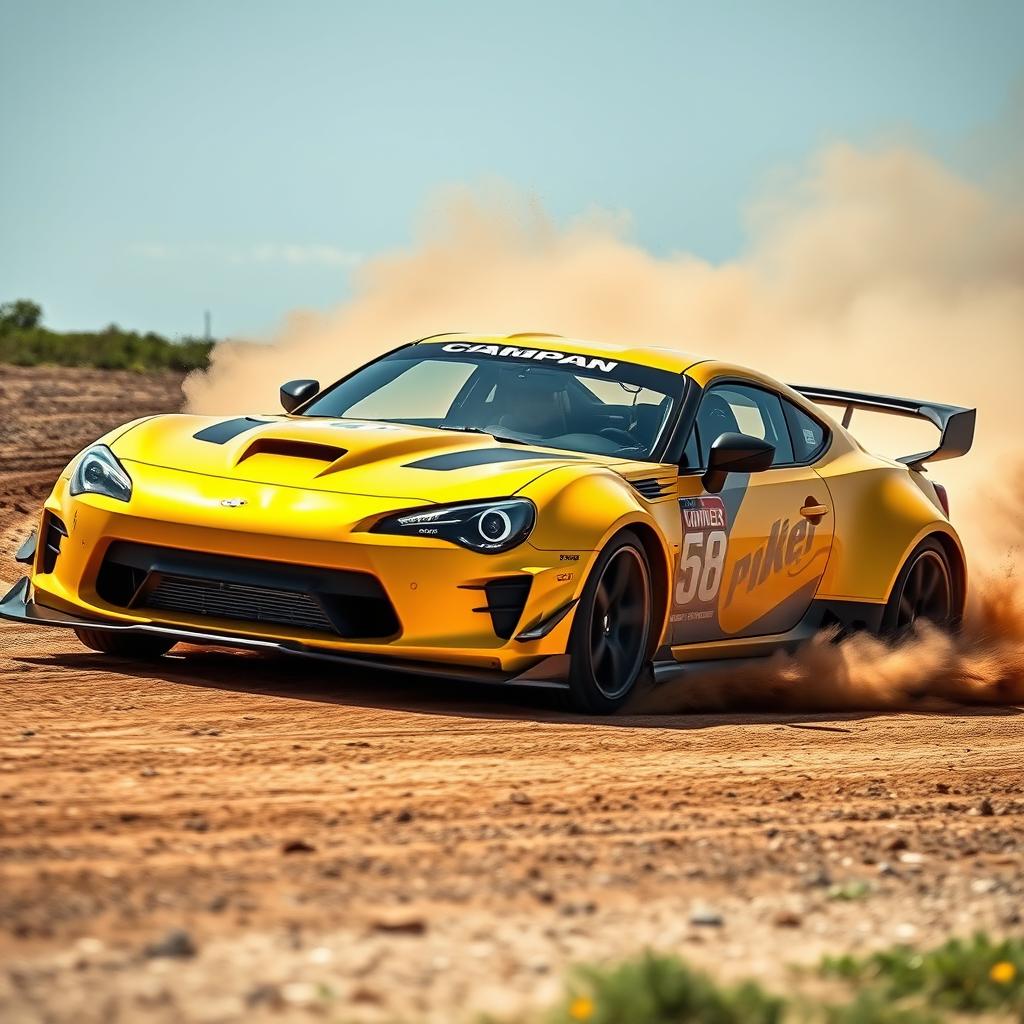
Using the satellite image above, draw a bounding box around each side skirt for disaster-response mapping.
[655,597,886,681]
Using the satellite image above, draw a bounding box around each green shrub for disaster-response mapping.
[821,934,1024,1014]
[490,936,1024,1024]
[544,952,784,1024]
[822,990,941,1024]
[0,299,214,371]
[0,324,213,372]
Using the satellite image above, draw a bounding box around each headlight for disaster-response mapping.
[372,498,535,553]
[69,445,133,502]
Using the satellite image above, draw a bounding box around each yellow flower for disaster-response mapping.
[569,995,595,1020]
[990,961,1016,985]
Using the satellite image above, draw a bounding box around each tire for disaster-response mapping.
[880,538,957,638]
[566,531,654,714]
[74,627,176,659]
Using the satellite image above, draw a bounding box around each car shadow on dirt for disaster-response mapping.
[13,645,1023,732]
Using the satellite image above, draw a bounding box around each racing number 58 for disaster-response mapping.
[675,531,727,606]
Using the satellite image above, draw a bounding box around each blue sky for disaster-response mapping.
[2,0,1022,338]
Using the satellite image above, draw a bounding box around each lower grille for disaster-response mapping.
[95,542,400,639]
[146,577,336,634]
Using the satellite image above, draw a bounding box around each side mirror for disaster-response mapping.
[702,432,774,493]
[280,379,320,413]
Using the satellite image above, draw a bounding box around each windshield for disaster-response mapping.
[301,343,686,460]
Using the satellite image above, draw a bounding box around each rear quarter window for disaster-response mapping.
[784,401,829,462]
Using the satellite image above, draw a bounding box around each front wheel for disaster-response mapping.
[566,532,654,714]
[74,627,177,659]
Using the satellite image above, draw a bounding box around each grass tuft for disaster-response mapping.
[821,933,1024,1014]
[544,952,784,1024]
[488,934,1024,1024]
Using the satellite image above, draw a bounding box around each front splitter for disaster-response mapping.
[0,577,571,690]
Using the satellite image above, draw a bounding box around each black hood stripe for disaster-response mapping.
[194,417,271,444]
[407,448,581,471]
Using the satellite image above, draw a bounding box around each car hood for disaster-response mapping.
[110,414,622,503]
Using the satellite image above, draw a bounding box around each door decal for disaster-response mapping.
[723,515,819,610]
[671,496,730,628]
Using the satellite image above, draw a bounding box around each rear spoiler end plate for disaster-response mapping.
[791,385,975,471]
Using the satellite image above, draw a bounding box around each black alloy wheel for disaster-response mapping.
[567,532,653,714]
[882,539,956,637]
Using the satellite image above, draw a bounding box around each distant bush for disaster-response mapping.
[0,299,213,372]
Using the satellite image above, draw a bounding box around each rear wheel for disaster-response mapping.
[881,538,956,637]
[566,532,653,714]
[74,627,176,659]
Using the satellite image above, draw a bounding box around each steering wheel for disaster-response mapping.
[599,427,638,446]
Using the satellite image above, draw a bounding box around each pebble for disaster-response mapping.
[282,839,316,854]
[281,981,318,1006]
[371,914,427,936]
[144,928,197,959]
[773,910,802,928]
[689,905,724,927]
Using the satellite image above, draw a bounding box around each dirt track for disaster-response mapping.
[1,365,1022,1023]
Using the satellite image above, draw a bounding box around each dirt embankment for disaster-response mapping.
[0,365,186,574]
[0,365,1021,1024]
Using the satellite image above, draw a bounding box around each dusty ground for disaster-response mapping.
[1,365,1022,1023]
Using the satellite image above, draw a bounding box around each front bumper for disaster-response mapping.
[0,576,571,689]
[12,464,594,676]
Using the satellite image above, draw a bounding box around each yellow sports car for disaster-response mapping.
[2,333,975,713]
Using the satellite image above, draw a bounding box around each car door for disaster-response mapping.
[670,382,834,645]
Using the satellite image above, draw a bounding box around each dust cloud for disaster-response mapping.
[633,569,1024,714]
[183,133,1024,713]
[185,139,1023,554]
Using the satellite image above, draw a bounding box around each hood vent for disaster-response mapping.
[237,438,347,465]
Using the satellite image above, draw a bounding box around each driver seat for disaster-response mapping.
[696,393,740,462]
[493,373,570,437]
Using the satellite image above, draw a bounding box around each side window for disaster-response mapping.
[783,399,829,463]
[695,384,794,467]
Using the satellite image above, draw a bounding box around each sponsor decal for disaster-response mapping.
[723,516,817,608]
[441,342,618,373]
[556,572,574,582]
[559,553,580,561]
[671,496,729,623]
[332,420,402,431]
[292,419,401,431]
[220,498,248,508]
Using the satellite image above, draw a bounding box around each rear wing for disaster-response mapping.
[791,385,976,471]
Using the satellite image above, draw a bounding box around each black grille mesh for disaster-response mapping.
[146,577,336,634]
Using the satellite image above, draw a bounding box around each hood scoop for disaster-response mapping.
[237,437,348,468]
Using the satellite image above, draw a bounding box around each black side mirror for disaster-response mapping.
[703,432,775,493]
[280,379,320,413]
